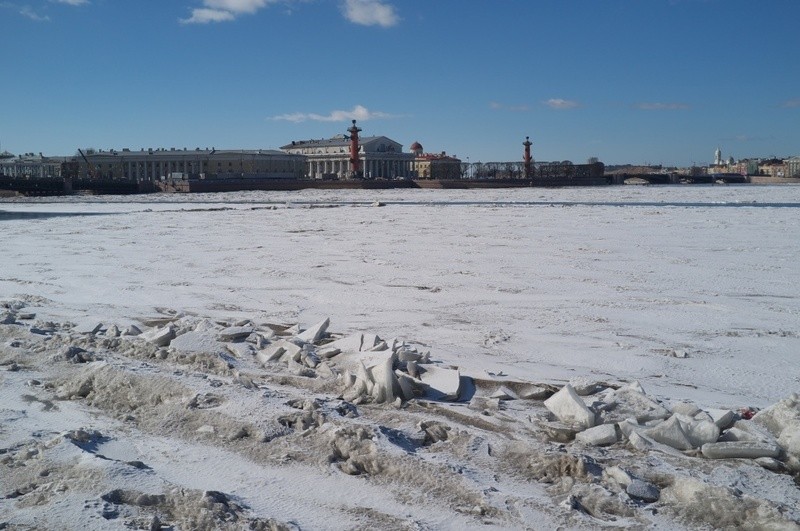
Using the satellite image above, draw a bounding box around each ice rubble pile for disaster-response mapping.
[139,316,463,406]
[542,381,800,472]
[77,312,800,474]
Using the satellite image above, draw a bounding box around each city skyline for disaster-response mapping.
[1,0,798,167]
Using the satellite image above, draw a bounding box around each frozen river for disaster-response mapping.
[2,185,799,408]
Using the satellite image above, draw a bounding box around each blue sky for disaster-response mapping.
[1,0,798,166]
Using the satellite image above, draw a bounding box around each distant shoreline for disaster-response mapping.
[3,175,800,198]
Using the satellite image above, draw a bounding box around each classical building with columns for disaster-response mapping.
[67,148,305,180]
[281,136,415,179]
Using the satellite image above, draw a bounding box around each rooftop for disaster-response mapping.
[280,136,395,150]
[80,148,294,158]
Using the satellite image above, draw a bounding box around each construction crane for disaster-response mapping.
[77,149,98,179]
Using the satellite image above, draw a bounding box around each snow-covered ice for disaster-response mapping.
[2,186,800,529]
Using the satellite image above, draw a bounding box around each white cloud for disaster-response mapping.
[782,98,800,108]
[181,0,399,26]
[19,5,50,20]
[204,0,270,14]
[341,0,398,27]
[181,0,275,24]
[270,105,394,123]
[1,0,87,21]
[634,102,690,110]
[544,98,579,110]
[180,7,236,24]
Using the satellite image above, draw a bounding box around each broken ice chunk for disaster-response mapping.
[575,424,620,446]
[644,415,693,450]
[601,387,671,424]
[706,408,736,430]
[418,365,461,401]
[140,325,175,347]
[218,325,254,341]
[295,318,330,344]
[489,386,518,401]
[544,384,596,429]
[701,441,781,459]
[321,333,363,354]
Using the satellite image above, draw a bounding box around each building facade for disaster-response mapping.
[0,153,65,178]
[410,142,462,179]
[67,148,305,180]
[281,136,415,179]
[758,158,787,177]
[786,157,800,178]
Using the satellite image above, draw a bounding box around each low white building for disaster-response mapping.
[786,156,800,178]
[0,152,65,178]
[68,148,305,180]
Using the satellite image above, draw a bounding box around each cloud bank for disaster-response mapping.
[269,105,395,123]
[2,0,87,21]
[181,0,400,26]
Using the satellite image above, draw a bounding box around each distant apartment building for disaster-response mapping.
[758,158,787,178]
[786,156,800,178]
[0,152,65,178]
[706,164,726,175]
[281,136,415,179]
[741,159,760,176]
[710,160,751,176]
[711,157,774,177]
[67,148,305,180]
[409,142,462,179]
[709,146,797,177]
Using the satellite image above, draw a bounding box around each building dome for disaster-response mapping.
[410,141,423,156]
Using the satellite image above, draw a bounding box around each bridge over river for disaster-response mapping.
[608,173,749,185]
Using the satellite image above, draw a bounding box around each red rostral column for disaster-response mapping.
[523,136,533,178]
[347,119,362,175]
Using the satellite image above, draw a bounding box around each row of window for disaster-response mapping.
[94,162,298,171]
